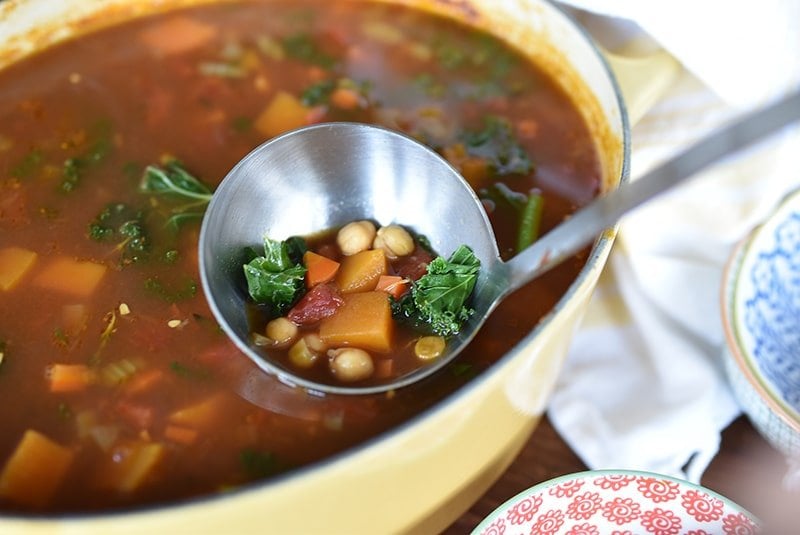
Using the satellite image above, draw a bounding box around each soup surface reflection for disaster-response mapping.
[0,0,600,512]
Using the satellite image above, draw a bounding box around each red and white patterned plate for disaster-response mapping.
[472,470,759,535]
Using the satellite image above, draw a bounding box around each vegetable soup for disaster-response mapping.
[0,0,600,513]
[244,223,479,387]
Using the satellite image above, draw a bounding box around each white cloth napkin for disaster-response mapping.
[548,1,800,484]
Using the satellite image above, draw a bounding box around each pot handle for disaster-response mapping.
[603,48,680,125]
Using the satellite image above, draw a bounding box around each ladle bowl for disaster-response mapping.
[199,122,500,395]
[200,92,800,395]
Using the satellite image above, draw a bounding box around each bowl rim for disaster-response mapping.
[720,187,800,433]
[472,468,759,533]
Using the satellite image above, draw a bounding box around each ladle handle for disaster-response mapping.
[504,89,800,293]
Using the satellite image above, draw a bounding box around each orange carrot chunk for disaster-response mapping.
[46,363,94,393]
[330,87,361,110]
[0,430,75,508]
[138,16,218,57]
[375,275,409,300]
[164,425,199,446]
[319,291,393,353]
[304,251,340,288]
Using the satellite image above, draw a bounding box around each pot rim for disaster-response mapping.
[0,0,631,523]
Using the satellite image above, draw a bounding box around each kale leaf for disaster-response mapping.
[460,116,533,176]
[393,245,480,337]
[139,159,213,202]
[139,159,214,229]
[243,237,307,317]
[282,33,336,69]
[89,203,150,264]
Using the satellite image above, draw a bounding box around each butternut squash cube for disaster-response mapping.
[335,249,387,294]
[34,256,107,297]
[254,91,309,138]
[0,430,75,508]
[319,291,393,353]
[97,441,165,493]
[169,393,229,431]
[0,246,37,291]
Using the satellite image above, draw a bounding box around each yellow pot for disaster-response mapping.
[0,1,677,532]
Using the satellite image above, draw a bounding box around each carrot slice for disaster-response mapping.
[138,16,218,57]
[375,275,409,300]
[304,251,340,288]
[164,425,198,446]
[46,363,94,392]
[0,430,75,508]
[330,87,361,110]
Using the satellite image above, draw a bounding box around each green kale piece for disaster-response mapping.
[301,79,336,106]
[143,276,198,302]
[460,116,533,176]
[393,245,480,337]
[88,203,149,264]
[60,119,114,192]
[240,448,281,479]
[243,237,307,317]
[139,159,213,229]
[282,33,336,69]
[139,159,213,202]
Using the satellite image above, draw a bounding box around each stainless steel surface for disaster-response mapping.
[201,91,800,395]
[199,122,497,395]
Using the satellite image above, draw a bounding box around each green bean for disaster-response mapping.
[516,192,543,253]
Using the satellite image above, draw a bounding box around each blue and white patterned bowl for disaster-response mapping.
[721,188,800,458]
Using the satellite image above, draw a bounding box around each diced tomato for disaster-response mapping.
[287,283,344,325]
[116,401,154,431]
[393,245,433,281]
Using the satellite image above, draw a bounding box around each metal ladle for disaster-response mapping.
[199,90,800,396]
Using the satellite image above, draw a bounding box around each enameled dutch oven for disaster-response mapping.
[0,0,677,532]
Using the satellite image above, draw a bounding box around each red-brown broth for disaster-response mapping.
[0,0,599,512]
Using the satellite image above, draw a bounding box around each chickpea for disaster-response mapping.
[264,317,298,348]
[336,220,376,256]
[288,338,319,369]
[373,224,414,259]
[328,348,374,382]
[415,336,446,360]
[303,332,327,354]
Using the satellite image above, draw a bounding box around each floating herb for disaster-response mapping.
[240,448,281,479]
[169,360,211,380]
[139,159,213,228]
[58,402,73,420]
[88,203,150,265]
[282,33,336,69]
[144,276,198,302]
[460,116,533,176]
[11,149,43,179]
[60,119,114,192]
